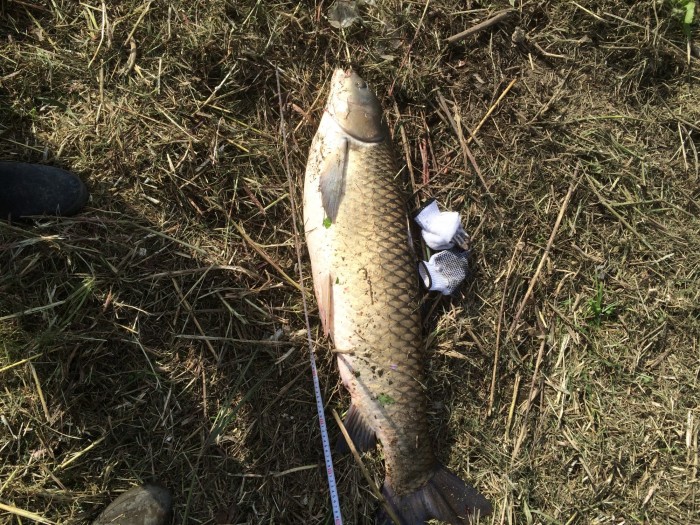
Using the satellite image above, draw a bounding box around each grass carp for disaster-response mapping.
[303,68,491,524]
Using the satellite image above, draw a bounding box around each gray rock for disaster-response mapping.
[93,484,173,525]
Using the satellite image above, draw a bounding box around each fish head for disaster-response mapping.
[326,69,388,143]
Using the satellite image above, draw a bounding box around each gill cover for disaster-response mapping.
[319,69,389,222]
[327,69,388,143]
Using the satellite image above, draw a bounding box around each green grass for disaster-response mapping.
[1,1,699,524]
[586,280,618,327]
[670,0,696,36]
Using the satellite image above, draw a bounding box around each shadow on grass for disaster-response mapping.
[0,2,349,522]
[0,98,317,525]
[0,193,280,524]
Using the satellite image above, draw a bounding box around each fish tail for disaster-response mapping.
[377,463,491,524]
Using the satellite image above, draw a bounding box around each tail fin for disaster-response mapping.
[377,463,491,524]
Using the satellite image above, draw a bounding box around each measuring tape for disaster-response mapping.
[308,346,343,524]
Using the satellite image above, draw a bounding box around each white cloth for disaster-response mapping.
[414,199,467,250]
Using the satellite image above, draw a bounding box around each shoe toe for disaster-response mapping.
[0,162,88,219]
[93,484,173,525]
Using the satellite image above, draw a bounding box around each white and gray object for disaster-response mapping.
[418,248,470,296]
[414,199,471,295]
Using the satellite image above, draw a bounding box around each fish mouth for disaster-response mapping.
[327,68,388,143]
[331,68,365,91]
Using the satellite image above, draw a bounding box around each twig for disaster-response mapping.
[332,410,403,525]
[510,334,546,465]
[0,502,56,525]
[171,278,219,361]
[124,0,152,45]
[522,332,546,423]
[129,222,208,256]
[488,232,525,415]
[195,65,237,115]
[462,138,489,191]
[446,9,514,45]
[56,436,106,470]
[233,222,304,293]
[147,265,254,279]
[571,5,696,62]
[547,302,594,347]
[436,93,492,196]
[393,101,419,209]
[468,78,517,145]
[504,372,521,440]
[507,176,579,339]
[175,335,292,346]
[528,68,573,124]
[121,37,137,76]
[389,0,431,96]
[0,299,68,322]
[87,1,107,69]
[5,0,51,12]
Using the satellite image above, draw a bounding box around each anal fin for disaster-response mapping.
[336,403,377,453]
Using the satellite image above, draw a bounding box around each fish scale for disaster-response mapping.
[304,68,491,524]
[330,142,435,493]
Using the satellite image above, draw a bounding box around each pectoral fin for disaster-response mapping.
[318,139,348,222]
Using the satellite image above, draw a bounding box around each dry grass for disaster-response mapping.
[1,1,699,523]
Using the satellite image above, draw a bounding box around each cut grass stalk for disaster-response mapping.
[0,502,56,525]
[0,354,41,374]
[508,177,578,339]
[29,362,50,422]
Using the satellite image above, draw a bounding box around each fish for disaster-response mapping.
[303,68,492,524]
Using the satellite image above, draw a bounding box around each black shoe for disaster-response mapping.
[93,484,173,525]
[0,161,88,220]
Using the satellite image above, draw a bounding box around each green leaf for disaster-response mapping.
[684,2,695,25]
[323,217,332,229]
[377,393,396,406]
